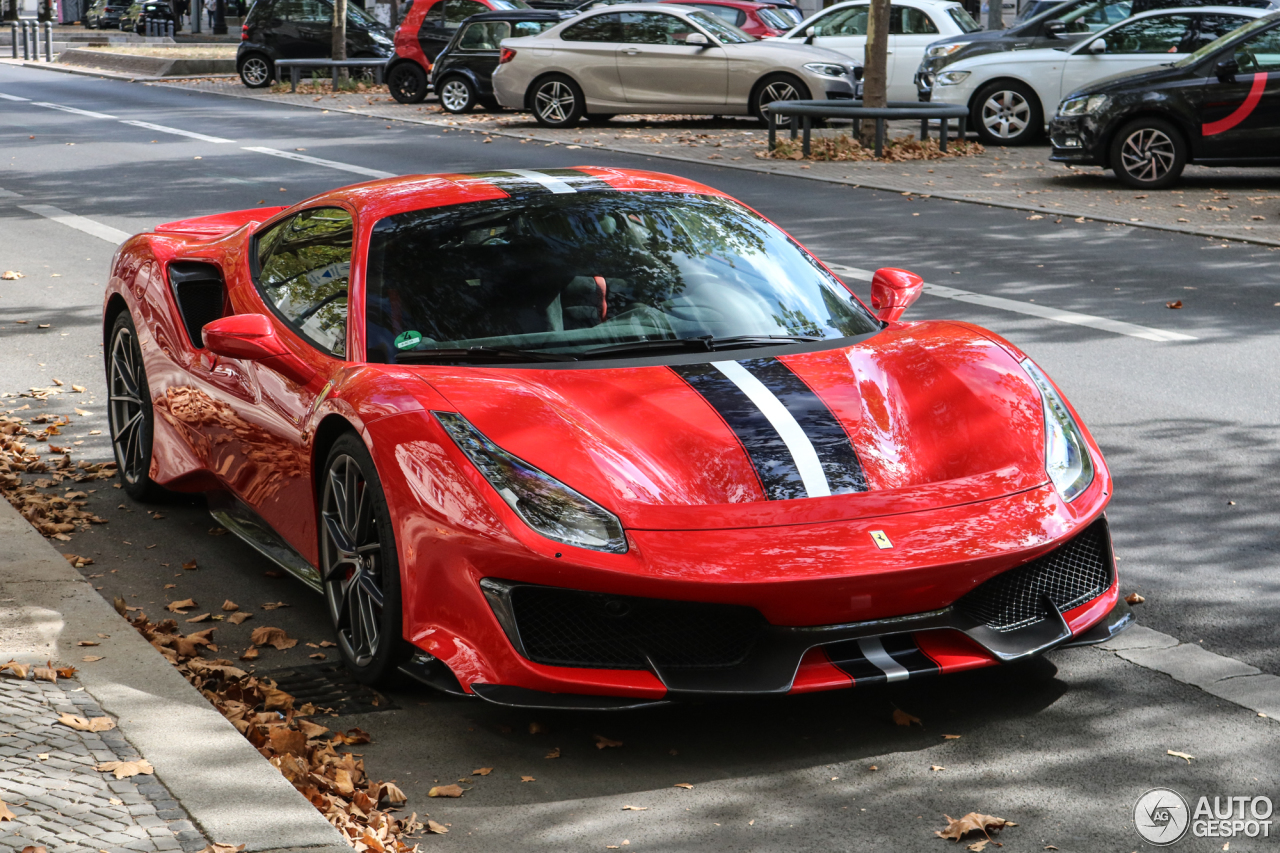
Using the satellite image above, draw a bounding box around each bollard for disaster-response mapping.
[167,20,174,37]
[9,22,16,59]
[41,20,51,61]
[22,20,31,61]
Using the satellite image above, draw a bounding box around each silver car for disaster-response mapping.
[492,3,863,127]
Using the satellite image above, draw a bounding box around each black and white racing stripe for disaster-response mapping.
[672,357,867,501]
[460,168,614,197]
[824,634,939,685]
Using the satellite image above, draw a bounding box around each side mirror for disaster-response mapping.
[202,314,316,385]
[1216,57,1238,82]
[685,31,708,46]
[805,24,816,44]
[1087,38,1105,54]
[870,268,924,323]
[1043,19,1066,38]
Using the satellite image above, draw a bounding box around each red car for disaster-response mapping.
[386,0,531,103]
[658,0,794,37]
[103,168,1131,709]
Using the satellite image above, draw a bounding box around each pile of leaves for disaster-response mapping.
[117,602,429,850]
[760,133,985,162]
[0,413,116,540]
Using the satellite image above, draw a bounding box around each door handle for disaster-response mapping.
[624,48,640,54]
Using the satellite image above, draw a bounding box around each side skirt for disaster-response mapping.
[207,491,323,593]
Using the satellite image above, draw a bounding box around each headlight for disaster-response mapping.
[935,70,970,86]
[1057,93,1108,116]
[435,412,627,553]
[927,42,970,58]
[1019,359,1094,502]
[803,62,850,78]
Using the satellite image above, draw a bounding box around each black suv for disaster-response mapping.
[237,0,395,88]
[916,0,1280,98]
[119,0,181,33]
[1050,10,1280,187]
[85,0,127,28]
[430,9,569,111]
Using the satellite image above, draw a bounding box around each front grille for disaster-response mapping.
[954,518,1112,632]
[509,586,766,670]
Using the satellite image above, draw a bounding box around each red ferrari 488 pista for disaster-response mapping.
[103,167,1131,709]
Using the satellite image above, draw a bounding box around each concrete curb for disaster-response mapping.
[0,58,234,82]
[58,48,236,77]
[146,78,1280,250]
[0,497,351,853]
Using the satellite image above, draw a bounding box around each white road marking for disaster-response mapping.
[32,101,116,119]
[858,637,910,683]
[712,359,831,498]
[0,93,31,102]
[828,264,1196,343]
[505,169,577,194]
[19,204,132,245]
[119,120,235,143]
[0,187,23,198]
[242,146,395,179]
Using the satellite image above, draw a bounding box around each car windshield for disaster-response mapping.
[364,192,880,363]
[757,5,792,28]
[772,4,802,23]
[948,4,982,31]
[689,8,757,41]
[347,1,381,24]
[1174,11,1278,65]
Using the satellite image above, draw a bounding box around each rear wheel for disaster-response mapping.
[1109,117,1186,189]
[106,312,164,502]
[387,62,428,104]
[437,74,477,113]
[238,52,274,89]
[972,80,1041,145]
[751,73,809,127]
[320,433,407,685]
[530,74,584,128]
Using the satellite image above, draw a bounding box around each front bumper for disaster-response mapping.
[1049,113,1107,165]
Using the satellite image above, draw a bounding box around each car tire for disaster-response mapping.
[387,62,428,104]
[238,52,274,89]
[106,312,167,502]
[530,74,584,128]
[751,72,810,127]
[971,80,1042,146]
[319,432,409,686]
[1109,117,1187,190]
[437,74,477,113]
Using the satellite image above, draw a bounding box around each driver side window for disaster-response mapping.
[255,207,352,357]
[1232,25,1280,72]
[1103,14,1195,53]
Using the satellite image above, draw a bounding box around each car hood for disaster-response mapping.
[411,321,1050,531]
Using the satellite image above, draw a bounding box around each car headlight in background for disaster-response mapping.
[928,42,970,58]
[1057,93,1109,116]
[804,62,852,78]
[1019,359,1095,502]
[935,70,971,86]
[435,412,627,553]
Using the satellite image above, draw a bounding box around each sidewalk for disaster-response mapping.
[0,496,352,853]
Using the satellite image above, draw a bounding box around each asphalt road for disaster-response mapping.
[2,63,1279,853]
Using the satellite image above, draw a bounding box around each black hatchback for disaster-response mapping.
[430,9,569,111]
[1049,10,1280,186]
[237,0,395,88]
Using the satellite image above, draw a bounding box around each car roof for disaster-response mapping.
[661,0,774,7]
[463,8,569,18]
[814,0,964,9]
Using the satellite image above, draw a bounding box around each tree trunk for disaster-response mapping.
[858,0,890,147]
[332,0,349,87]
[388,0,398,28]
[986,0,1003,31]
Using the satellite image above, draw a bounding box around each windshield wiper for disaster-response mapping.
[397,346,579,364]
[582,334,821,357]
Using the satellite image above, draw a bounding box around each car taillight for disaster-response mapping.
[241,23,248,39]
[499,47,516,64]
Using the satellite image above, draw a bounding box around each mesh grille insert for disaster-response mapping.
[510,586,766,670]
[955,518,1113,632]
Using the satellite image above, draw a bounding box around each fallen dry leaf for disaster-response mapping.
[595,734,623,749]
[943,734,962,740]
[622,805,647,811]
[546,747,561,759]
[426,820,448,834]
[20,847,46,853]
[521,776,535,783]
[77,640,99,647]
[931,765,946,772]
[56,713,115,732]
[166,599,197,614]
[222,600,240,612]
[194,844,245,853]
[239,647,260,661]
[1166,300,1183,309]
[82,655,105,662]
[1125,593,1146,605]
[72,385,86,393]
[967,840,990,852]
[0,661,29,680]
[261,601,290,611]
[250,626,297,650]
[182,559,198,570]
[893,708,922,727]
[0,799,14,821]
[186,613,211,624]
[674,783,693,789]
[380,782,408,806]
[428,784,465,798]
[936,813,1017,842]
[473,767,492,776]
[94,759,154,779]
[33,665,58,683]
[228,612,252,625]
[1168,750,1195,763]
[1,271,24,280]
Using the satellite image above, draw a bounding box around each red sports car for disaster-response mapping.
[103,167,1131,709]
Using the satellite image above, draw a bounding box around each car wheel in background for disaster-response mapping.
[320,433,408,686]
[1109,117,1186,189]
[971,80,1041,145]
[751,73,810,127]
[106,312,165,502]
[238,52,274,89]
[530,74,585,128]
[388,62,429,104]
[438,74,477,113]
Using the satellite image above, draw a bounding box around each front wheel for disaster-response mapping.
[387,62,428,104]
[238,52,274,89]
[437,74,477,113]
[107,312,165,502]
[530,74,584,128]
[1109,117,1186,189]
[320,433,408,685]
[972,81,1042,145]
[751,73,810,127]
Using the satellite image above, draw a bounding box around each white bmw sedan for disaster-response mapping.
[492,3,862,127]
[929,5,1264,144]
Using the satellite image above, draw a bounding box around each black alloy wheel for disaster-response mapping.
[320,433,407,685]
[1109,117,1186,189]
[238,52,274,88]
[106,312,164,501]
[751,73,809,127]
[971,80,1042,146]
[437,74,477,113]
[388,62,429,104]
[530,74,584,127]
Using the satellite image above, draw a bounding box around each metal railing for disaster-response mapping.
[767,99,971,158]
[273,58,389,92]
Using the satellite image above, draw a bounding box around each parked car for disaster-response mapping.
[119,0,181,33]
[661,0,796,37]
[407,8,571,107]
[578,0,804,23]
[493,3,862,126]
[1013,0,1067,24]
[916,0,1279,99]
[84,0,126,28]
[1051,9,1280,185]
[930,5,1263,142]
[781,0,980,101]
[392,0,534,84]
[237,0,395,88]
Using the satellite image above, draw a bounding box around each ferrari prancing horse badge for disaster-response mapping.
[869,531,893,550]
